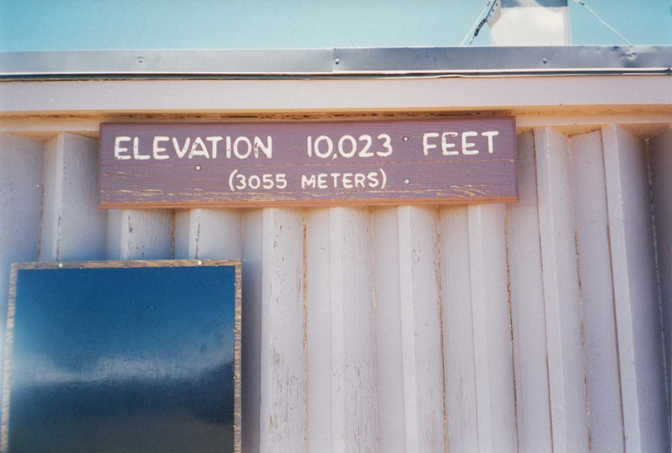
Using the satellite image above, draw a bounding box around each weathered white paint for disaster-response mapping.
[174,209,243,259]
[515,112,672,139]
[440,205,478,452]
[371,207,406,452]
[305,207,383,453]
[0,134,43,409]
[0,134,43,293]
[325,207,377,453]
[396,206,445,453]
[603,125,670,453]
[305,208,333,452]
[1,112,672,452]
[467,204,516,453]
[258,208,306,452]
[5,112,672,143]
[2,77,671,116]
[440,204,516,453]
[39,133,106,261]
[373,206,445,453]
[569,130,625,453]
[506,131,553,453]
[106,209,173,260]
[650,127,672,406]
[534,127,590,453]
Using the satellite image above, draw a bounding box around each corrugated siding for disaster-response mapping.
[1,124,671,452]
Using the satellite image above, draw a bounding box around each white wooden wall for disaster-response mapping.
[1,124,671,452]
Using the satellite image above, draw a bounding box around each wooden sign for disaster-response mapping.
[99,118,517,208]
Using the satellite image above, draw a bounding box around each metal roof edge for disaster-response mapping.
[0,46,671,80]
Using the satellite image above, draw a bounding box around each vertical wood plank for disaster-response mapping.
[106,209,173,260]
[650,127,672,407]
[242,209,263,453]
[106,209,122,259]
[535,127,590,453]
[396,205,445,453]
[603,125,669,453]
[506,131,553,453]
[259,208,306,453]
[305,208,334,452]
[39,133,106,261]
[0,134,43,408]
[174,209,242,259]
[440,205,478,452]
[372,206,406,453]
[330,207,378,453]
[173,210,191,260]
[441,203,516,453]
[373,206,445,453]
[569,130,624,453]
[0,134,43,305]
[467,203,516,453]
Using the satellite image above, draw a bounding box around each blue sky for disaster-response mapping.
[0,0,670,51]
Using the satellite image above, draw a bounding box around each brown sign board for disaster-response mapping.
[99,118,517,208]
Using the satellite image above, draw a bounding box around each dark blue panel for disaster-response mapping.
[7,265,236,453]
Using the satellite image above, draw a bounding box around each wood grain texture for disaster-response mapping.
[327,207,378,453]
[440,203,516,453]
[603,125,669,453]
[467,204,516,453]
[649,127,672,408]
[440,205,478,452]
[99,118,517,208]
[506,131,553,453]
[396,206,446,453]
[233,264,243,453]
[371,207,407,453]
[106,209,174,260]
[4,111,671,141]
[305,209,333,453]
[534,127,589,453]
[39,133,106,262]
[0,135,43,423]
[258,209,306,453]
[569,130,624,453]
[373,206,446,453]
[174,209,243,260]
[4,113,672,453]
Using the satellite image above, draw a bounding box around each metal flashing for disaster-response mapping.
[0,46,670,80]
[500,0,567,7]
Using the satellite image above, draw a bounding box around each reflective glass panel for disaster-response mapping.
[4,262,238,453]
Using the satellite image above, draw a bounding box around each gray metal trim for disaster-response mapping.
[0,46,670,80]
[501,0,567,8]
[0,49,333,77]
[331,46,670,73]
